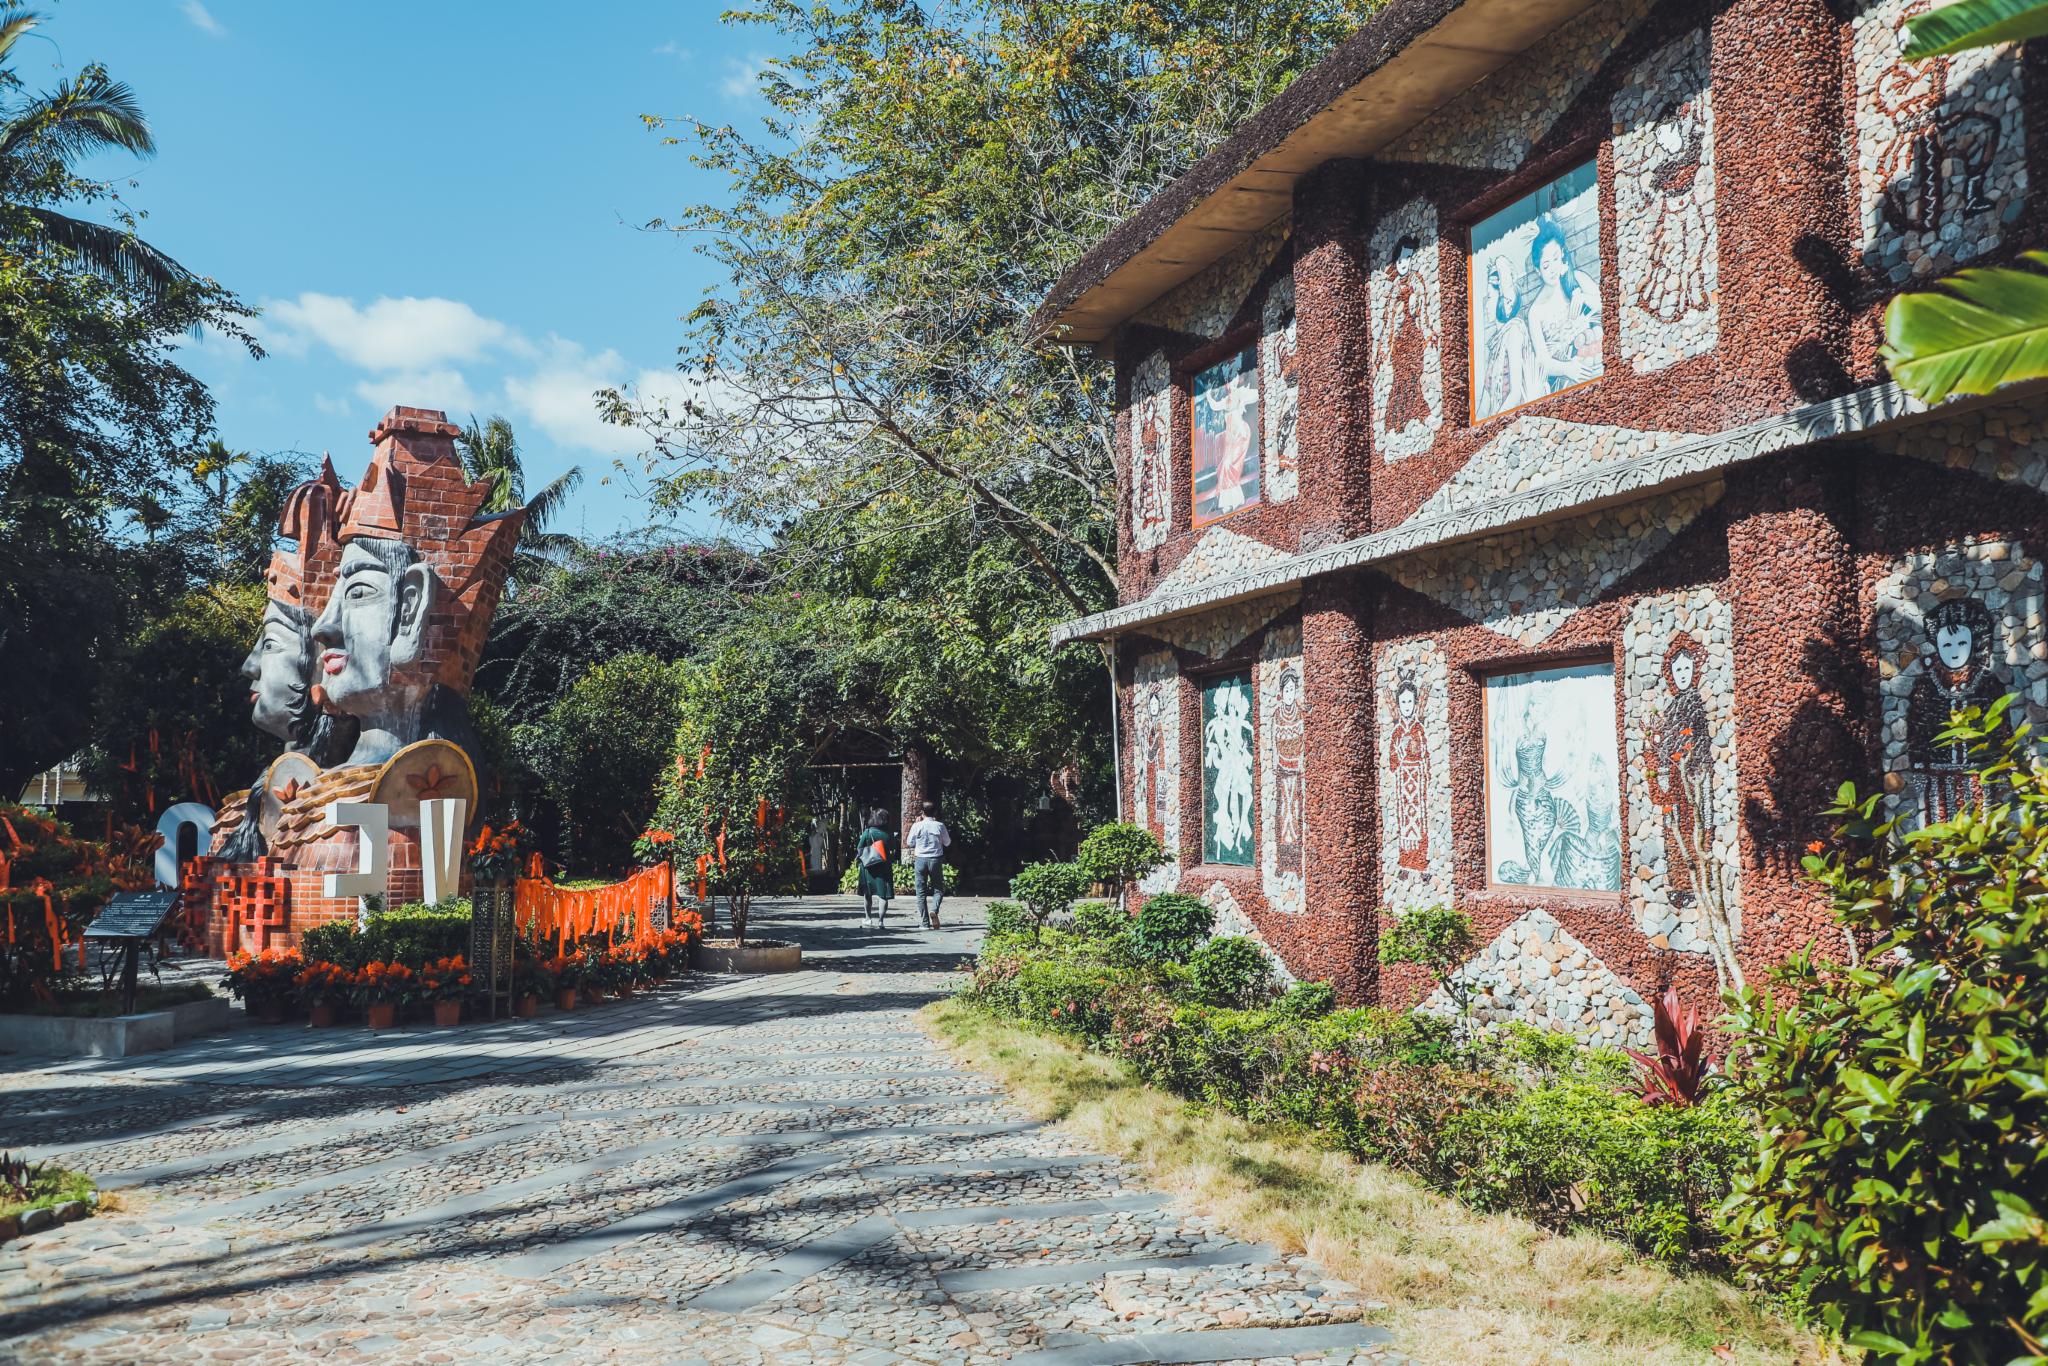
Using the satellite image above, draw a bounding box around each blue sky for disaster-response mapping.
[32,0,774,538]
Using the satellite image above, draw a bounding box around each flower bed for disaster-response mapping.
[959,908,1749,1269]
[0,1152,96,1244]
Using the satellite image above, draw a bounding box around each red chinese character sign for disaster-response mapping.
[194,407,523,951]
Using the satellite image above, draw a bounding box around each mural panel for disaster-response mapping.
[1484,662,1622,892]
[1852,0,2027,285]
[1260,276,1300,504]
[1624,588,1741,984]
[1131,651,1183,893]
[1612,27,1718,374]
[1377,639,1453,911]
[1129,350,1173,552]
[1470,161,1604,423]
[1202,670,1256,866]
[1258,625,1306,914]
[1190,347,1261,526]
[1368,199,1444,461]
[1876,540,2048,830]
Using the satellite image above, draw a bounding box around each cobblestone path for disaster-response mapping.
[1,898,1398,1365]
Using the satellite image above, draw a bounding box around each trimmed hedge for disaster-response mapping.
[959,928,1749,1268]
[298,900,473,971]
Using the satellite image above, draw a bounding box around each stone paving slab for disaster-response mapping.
[0,896,1406,1364]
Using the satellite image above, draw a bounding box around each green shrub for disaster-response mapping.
[1186,937,1273,1009]
[1069,899,1127,940]
[1273,980,1336,1020]
[1074,822,1167,906]
[837,860,915,895]
[1009,861,1090,936]
[1130,892,1212,963]
[1377,903,1476,1012]
[983,900,1030,939]
[1723,705,2048,1361]
[299,900,472,971]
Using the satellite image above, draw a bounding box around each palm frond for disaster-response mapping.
[16,206,193,298]
[0,9,42,69]
[1902,0,2048,59]
[0,66,155,164]
[522,466,583,534]
[1881,251,2048,404]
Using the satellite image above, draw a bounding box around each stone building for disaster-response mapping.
[1039,0,2048,1047]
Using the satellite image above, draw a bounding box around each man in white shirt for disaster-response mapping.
[905,801,952,928]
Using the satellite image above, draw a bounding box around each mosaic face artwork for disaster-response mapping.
[1190,348,1261,525]
[1130,351,1173,552]
[1202,670,1256,866]
[1852,0,2027,285]
[1877,542,2048,832]
[1260,277,1301,503]
[1612,27,1718,374]
[1369,199,1445,461]
[1485,661,1622,893]
[1258,626,1305,913]
[1376,640,1452,911]
[1623,589,1741,981]
[1470,161,1604,423]
[1131,650,1183,890]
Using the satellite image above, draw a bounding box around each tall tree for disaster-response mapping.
[455,413,584,575]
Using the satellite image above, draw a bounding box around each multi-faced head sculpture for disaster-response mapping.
[246,457,349,754]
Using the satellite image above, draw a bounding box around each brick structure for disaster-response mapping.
[1040,0,2048,1043]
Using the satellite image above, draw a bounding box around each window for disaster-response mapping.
[1190,346,1261,525]
[1482,660,1622,892]
[1201,670,1255,865]
[1469,159,1604,423]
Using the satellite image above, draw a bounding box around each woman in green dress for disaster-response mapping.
[856,807,899,927]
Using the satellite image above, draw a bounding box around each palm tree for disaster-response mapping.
[455,414,584,573]
[0,6,192,301]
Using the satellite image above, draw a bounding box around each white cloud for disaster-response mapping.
[498,339,714,456]
[310,391,353,418]
[721,51,773,100]
[181,1,225,36]
[353,368,479,419]
[260,293,525,372]
[653,40,691,60]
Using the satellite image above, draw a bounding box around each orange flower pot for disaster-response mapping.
[555,988,578,1012]
[366,1002,398,1030]
[516,995,540,1019]
[432,1000,462,1028]
[615,984,634,1000]
[581,986,605,1005]
[308,1002,339,1029]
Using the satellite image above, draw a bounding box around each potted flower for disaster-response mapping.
[295,961,354,1028]
[419,955,471,1027]
[224,948,303,1024]
[545,951,585,1012]
[604,946,642,999]
[467,819,532,884]
[511,955,551,1018]
[357,960,417,1030]
[579,946,613,1004]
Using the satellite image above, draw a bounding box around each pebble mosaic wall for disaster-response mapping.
[1423,909,1655,1050]
[1876,399,2048,499]
[1623,587,1742,982]
[1386,484,1720,646]
[1151,593,1300,664]
[1399,417,1687,527]
[1381,0,1655,170]
[1874,538,2048,830]
[1258,623,1307,915]
[1133,218,1291,340]
[1850,0,2028,285]
[1260,275,1301,504]
[1200,881,1297,984]
[1131,650,1183,895]
[1368,198,1445,462]
[1612,27,1720,374]
[1130,350,1174,552]
[1375,639,1453,913]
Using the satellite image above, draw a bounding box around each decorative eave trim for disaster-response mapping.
[1052,380,2017,646]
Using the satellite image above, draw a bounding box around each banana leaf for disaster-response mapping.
[1880,252,2048,405]
[1902,0,2048,59]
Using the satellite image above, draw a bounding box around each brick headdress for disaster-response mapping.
[263,456,344,616]
[333,407,526,698]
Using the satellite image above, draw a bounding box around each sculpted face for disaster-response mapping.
[310,538,434,720]
[1397,685,1417,721]
[1936,623,1974,671]
[1671,651,1696,691]
[241,602,311,743]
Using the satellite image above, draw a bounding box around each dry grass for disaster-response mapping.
[923,1000,1842,1366]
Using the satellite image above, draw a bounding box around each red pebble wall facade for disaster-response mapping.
[1094,0,2048,1044]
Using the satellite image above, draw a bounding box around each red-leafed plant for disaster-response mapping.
[1627,984,1707,1107]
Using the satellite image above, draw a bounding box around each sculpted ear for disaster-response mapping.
[389,561,435,666]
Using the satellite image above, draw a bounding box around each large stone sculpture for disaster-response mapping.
[195,407,525,948]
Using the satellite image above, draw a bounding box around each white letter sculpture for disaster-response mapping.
[418,798,468,905]
[153,802,217,889]
[323,801,390,924]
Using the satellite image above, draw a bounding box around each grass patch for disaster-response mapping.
[1,1156,95,1222]
[923,999,1839,1366]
